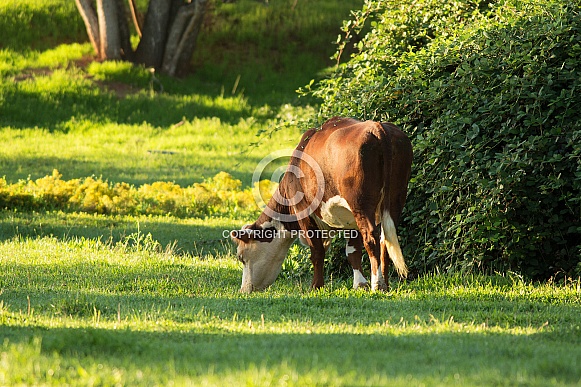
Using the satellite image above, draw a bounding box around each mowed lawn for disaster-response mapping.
[1,236,580,385]
[1,0,581,385]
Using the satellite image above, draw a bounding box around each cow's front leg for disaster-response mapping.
[297,216,327,289]
[308,238,326,289]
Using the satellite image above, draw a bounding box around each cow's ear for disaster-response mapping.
[230,228,252,243]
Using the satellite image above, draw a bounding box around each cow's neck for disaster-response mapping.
[257,173,302,232]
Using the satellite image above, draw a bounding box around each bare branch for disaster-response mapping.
[75,0,101,56]
[127,0,142,38]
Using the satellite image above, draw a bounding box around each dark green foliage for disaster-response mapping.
[282,238,367,283]
[308,0,581,279]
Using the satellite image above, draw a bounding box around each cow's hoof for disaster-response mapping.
[354,282,370,290]
[371,283,389,292]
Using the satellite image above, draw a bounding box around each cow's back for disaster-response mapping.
[300,117,412,226]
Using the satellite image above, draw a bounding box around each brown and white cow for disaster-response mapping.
[231,117,413,292]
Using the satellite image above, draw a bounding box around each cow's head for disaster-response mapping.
[230,221,295,293]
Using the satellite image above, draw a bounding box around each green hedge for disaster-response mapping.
[308,0,581,279]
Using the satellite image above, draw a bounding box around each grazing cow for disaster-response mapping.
[231,117,413,293]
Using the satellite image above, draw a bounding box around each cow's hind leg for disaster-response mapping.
[353,214,387,291]
[345,233,368,289]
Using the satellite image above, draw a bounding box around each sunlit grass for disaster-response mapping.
[0,45,308,186]
[1,235,580,386]
[0,112,303,187]
[2,0,579,385]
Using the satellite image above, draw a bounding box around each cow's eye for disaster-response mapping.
[237,253,244,263]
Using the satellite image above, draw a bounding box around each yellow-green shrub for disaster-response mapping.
[28,169,78,207]
[0,169,269,219]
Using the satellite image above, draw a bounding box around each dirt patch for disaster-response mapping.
[92,79,139,98]
[13,67,53,82]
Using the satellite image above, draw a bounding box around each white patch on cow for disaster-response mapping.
[352,269,368,289]
[380,210,408,278]
[311,214,330,231]
[345,244,356,256]
[370,271,378,289]
[319,195,357,229]
[371,265,386,290]
[240,262,253,293]
[377,267,384,281]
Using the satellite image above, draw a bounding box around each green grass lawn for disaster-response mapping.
[1,0,580,385]
[0,48,305,186]
[1,238,580,385]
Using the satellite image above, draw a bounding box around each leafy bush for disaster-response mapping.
[308,0,581,279]
[0,170,270,219]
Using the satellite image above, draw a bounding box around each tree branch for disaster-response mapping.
[75,0,101,57]
[127,0,142,37]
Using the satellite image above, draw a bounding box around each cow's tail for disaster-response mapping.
[380,212,408,278]
[375,121,411,279]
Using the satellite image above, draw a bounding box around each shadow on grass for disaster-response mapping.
[0,79,252,131]
[0,152,265,187]
[1,296,580,384]
[0,325,579,383]
[2,238,581,383]
[0,211,239,258]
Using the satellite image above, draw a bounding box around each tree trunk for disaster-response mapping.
[134,0,172,69]
[116,0,134,61]
[75,0,101,57]
[97,0,121,60]
[162,0,207,76]
[174,0,207,76]
[75,0,208,76]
